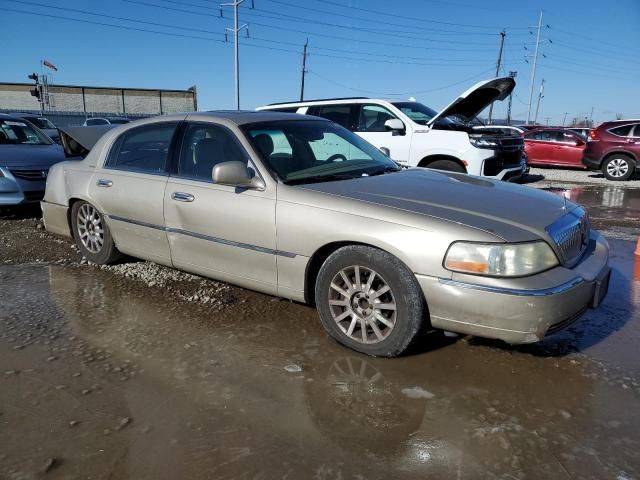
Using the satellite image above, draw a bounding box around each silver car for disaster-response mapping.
[41,112,610,357]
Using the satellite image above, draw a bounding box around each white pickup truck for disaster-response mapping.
[258,77,526,181]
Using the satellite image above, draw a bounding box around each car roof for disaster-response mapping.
[0,112,33,122]
[262,98,400,108]
[189,110,326,125]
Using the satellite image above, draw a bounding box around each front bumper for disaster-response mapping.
[416,231,610,344]
[0,167,46,205]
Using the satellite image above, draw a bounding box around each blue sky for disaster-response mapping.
[2,0,639,124]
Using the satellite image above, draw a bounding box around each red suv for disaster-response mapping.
[583,120,640,181]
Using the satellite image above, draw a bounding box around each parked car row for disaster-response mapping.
[516,121,639,181]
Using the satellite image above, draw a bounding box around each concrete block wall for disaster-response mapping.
[0,83,196,115]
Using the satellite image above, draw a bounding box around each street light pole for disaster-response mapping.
[526,10,543,124]
[221,0,247,110]
[487,30,506,125]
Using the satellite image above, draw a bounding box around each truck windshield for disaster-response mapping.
[392,102,459,126]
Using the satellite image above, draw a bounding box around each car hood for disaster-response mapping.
[428,77,516,126]
[0,144,67,168]
[300,168,574,242]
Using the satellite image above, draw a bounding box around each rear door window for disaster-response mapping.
[307,104,356,130]
[630,124,640,138]
[527,131,563,142]
[106,123,178,175]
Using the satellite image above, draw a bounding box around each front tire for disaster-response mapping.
[315,245,427,357]
[71,201,121,264]
[602,154,635,181]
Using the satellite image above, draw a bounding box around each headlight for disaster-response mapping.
[469,137,500,148]
[444,241,558,277]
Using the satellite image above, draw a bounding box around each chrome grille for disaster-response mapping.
[546,208,590,267]
[10,169,48,181]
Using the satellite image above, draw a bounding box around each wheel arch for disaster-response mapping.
[417,154,467,172]
[304,240,416,305]
[602,150,638,164]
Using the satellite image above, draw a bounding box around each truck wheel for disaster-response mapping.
[315,245,427,357]
[423,159,466,173]
[71,201,122,264]
[602,154,635,181]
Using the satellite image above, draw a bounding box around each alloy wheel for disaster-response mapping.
[77,203,104,253]
[328,265,397,344]
[606,158,629,178]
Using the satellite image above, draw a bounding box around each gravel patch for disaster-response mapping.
[524,167,640,188]
[97,261,233,307]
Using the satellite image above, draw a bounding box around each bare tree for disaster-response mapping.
[615,113,624,120]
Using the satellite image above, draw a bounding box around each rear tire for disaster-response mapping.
[602,154,635,181]
[71,201,121,264]
[423,159,466,173]
[315,245,427,357]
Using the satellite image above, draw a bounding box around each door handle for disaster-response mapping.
[96,179,113,187]
[171,192,195,202]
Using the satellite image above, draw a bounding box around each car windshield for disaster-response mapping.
[28,117,56,129]
[244,120,401,185]
[0,119,53,145]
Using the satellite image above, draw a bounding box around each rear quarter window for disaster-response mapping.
[608,125,633,137]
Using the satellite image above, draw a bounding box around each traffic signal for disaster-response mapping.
[28,73,38,82]
[30,86,41,99]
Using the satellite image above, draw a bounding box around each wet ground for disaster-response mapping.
[1,181,640,479]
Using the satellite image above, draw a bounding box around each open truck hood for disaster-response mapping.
[58,125,115,158]
[427,77,516,126]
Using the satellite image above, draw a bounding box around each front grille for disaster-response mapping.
[499,137,524,150]
[546,208,590,267]
[10,169,48,181]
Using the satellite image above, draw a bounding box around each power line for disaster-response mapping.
[2,6,225,42]
[311,0,521,30]
[307,67,495,96]
[257,0,507,37]
[3,0,503,65]
[123,0,499,53]
[5,0,221,35]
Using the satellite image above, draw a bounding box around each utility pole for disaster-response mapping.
[221,0,248,110]
[544,116,552,125]
[562,112,569,126]
[534,78,545,124]
[487,29,506,124]
[589,106,594,127]
[526,10,543,124]
[506,70,517,125]
[300,39,308,101]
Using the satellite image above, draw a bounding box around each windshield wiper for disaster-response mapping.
[285,172,361,185]
[366,165,402,176]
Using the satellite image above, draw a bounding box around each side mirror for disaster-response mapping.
[212,161,265,190]
[379,147,390,157]
[384,119,405,136]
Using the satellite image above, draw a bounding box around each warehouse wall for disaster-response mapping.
[0,83,196,115]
